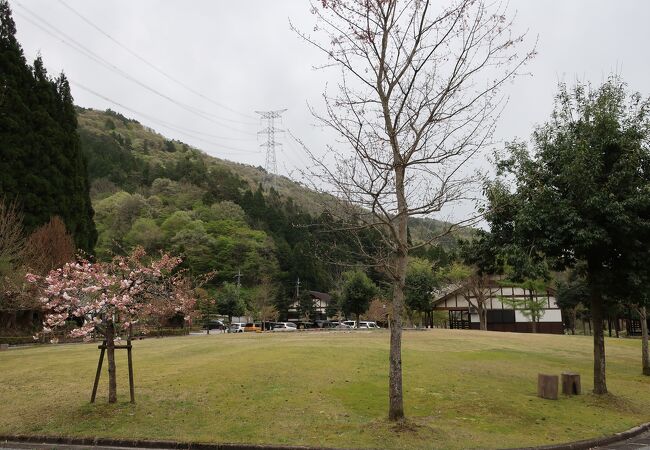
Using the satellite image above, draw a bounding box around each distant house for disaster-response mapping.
[431,278,564,334]
[287,291,332,321]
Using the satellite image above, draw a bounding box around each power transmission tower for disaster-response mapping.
[255,109,287,176]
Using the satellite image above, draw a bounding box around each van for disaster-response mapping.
[359,321,380,329]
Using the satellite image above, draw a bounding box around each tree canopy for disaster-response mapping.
[490,77,650,393]
[340,270,378,327]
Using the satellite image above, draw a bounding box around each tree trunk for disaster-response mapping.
[639,306,650,376]
[529,290,537,334]
[607,318,612,337]
[590,286,607,394]
[389,276,405,421]
[105,322,118,403]
[570,309,576,335]
[478,302,487,331]
[388,163,407,422]
[357,312,360,329]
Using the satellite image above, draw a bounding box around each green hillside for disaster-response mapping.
[77,107,467,313]
[77,108,332,216]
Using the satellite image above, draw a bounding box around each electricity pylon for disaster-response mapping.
[255,109,287,176]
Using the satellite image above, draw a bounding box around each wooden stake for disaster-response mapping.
[90,341,106,403]
[127,326,135,403]
[91,336,135,403]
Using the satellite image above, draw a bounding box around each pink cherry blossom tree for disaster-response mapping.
[27,247,195,403]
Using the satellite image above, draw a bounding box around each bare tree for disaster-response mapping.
[0,199,26,315]
[24,216,75,275]
[294,0,533,421]
[0,199,24,275]
[441,263,499,331]
[250,278,279,330]
[466,274,498,331]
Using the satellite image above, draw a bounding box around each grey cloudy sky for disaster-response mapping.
[9,0,650,221]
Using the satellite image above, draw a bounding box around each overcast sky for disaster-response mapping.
[9,0,650,221]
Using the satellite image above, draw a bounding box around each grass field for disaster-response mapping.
[1,330,649,449]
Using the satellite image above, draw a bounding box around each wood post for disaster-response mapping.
[127,337,135,403]
[561,372,581,395]
[90,341,106,403]
[537,374,558,400]
[90,339,135,403]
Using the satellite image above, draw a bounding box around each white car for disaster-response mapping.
[359,321,380,329]
[272,322,297,332]
[229,323,245,333]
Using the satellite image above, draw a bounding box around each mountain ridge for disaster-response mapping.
[77,106,471,247]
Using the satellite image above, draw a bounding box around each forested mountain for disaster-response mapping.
[0,2,96,251]
[77,108,463,306]
[79,108,347,302]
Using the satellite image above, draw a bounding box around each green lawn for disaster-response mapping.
[0,330,648,449]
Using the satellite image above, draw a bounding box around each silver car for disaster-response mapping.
[272,322,297,332]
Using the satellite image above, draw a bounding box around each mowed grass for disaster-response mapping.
[1,330,649,449]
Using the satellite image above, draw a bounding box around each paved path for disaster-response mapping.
[2,431,650,450]
[1,443,167,450]
[594,430,650,449]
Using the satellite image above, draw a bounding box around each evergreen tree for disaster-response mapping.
[0,1,96,252]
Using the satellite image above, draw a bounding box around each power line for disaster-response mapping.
[70,80,261,156]
[255,109,287,175]
[284,134,313,170]
[55,0,257,122]
[12,1,257,135]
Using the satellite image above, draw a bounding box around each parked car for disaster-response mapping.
[203,320,226,330]
[343,320,356,328]
[272,322,297,332]
[334,322,352,329]
[359,321,380,329]
[229,323,245,333]
[243,323,260,332]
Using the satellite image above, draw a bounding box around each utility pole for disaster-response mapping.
[255,109,287,177]
[295,277,301,299]
[234,269,243,322]
[235,269,242,290]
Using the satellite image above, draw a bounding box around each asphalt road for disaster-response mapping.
[594,430,650,449]
[0,443,168,450]
[2,431,650,450]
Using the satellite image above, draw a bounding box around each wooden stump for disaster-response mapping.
[537,374,558,400]
[561,372,581,395]
[0,343,8,351]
